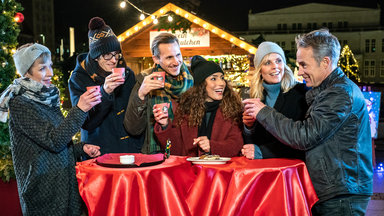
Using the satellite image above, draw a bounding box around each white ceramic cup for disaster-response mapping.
[120,155,135,164]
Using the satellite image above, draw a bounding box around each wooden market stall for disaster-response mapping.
[117,3,257,88]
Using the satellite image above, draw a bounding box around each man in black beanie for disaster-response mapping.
[69,17,144,154]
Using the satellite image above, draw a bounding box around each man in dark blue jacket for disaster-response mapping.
[243,29,372,215]
[68,17,144,154]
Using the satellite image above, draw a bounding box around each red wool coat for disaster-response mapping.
[154,108,243,157]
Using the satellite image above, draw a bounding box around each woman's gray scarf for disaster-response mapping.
[0,77,60,122]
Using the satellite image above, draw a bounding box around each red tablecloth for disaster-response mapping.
[76,155,318,216]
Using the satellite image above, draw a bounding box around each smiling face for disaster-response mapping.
[152,42,183,76]
[296,47,330,87]
[205,72,226,102]
[96,51,120,72]
[25,56,53,87]
[260,53,285,84]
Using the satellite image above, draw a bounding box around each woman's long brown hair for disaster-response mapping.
[174,80,243,127]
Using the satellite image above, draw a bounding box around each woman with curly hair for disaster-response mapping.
[242,41,308,160]
[153,55,243,157]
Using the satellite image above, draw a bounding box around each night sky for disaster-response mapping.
[52,0,380,49]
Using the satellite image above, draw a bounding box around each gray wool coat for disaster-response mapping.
[8,95,87,216]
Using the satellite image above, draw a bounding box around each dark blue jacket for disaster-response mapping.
[257,68,373,203]
[68,53,144,154]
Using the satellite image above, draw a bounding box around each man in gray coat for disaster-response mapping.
[242,29,373,215]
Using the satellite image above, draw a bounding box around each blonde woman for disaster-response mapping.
[242,42,308,160]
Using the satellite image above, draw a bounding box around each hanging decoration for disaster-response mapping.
[13,12,24,23]
[338,44,360,83]
[153,12,192,33]
[118,3,257,55]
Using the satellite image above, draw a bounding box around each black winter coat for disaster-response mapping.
[244,83,308,160]
[68,53,144,154]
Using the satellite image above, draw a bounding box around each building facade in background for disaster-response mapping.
[18,0,55,52]
[239,3,384,84]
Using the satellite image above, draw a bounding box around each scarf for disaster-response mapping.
[83,54,127,85]
[198,100,221,138]
[148,63,194,153]
[197,100,221,155]
[0,77,60,122]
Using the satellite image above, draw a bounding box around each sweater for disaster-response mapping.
[68,53,144,154]
[8,95,87,216]
[154,108,243,157]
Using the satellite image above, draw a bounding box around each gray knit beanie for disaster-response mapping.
[88,17,121,59]
[13,43,51,76]
[254,42,286,68]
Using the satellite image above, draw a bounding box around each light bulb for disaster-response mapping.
[119,1,126,8]
[153,19,158,24]
[140,13,145,20]
[168,15,173,22]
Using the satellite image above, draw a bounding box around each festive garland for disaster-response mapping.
[152,12,192,33]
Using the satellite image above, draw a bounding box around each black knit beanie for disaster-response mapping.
[191,55,224,86]
[88,17,121,59]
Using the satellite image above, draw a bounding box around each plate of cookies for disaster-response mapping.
[186,155,231,165]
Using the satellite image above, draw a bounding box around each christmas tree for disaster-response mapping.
[338,45,360,83]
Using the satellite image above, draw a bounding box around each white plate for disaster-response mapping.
[186,157,231,165]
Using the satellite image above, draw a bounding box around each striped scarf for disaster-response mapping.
[147,63,194,153]
[0,77,60,122]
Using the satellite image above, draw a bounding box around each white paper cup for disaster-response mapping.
[120,155,135,164]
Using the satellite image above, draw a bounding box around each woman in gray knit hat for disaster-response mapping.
[0,43,101,215]
[242,41,308,160]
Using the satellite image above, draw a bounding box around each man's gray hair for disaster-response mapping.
[151,33,180,58]
[295,29,341,67]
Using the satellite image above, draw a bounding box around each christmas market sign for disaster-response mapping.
[150,28,210,48]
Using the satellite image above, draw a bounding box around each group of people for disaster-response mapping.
[0,16,373,216]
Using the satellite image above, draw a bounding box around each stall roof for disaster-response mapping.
[117,3,257,55]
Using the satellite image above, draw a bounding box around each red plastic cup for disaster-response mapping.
[112,67,125,82]
[86,86,100,94]
[152,71,165,85]
[154,103,170,114]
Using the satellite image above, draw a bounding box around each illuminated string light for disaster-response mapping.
[118,3,257,54]
[140,13,145,20]
[119,1,127,8]
[338,44,360,82]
